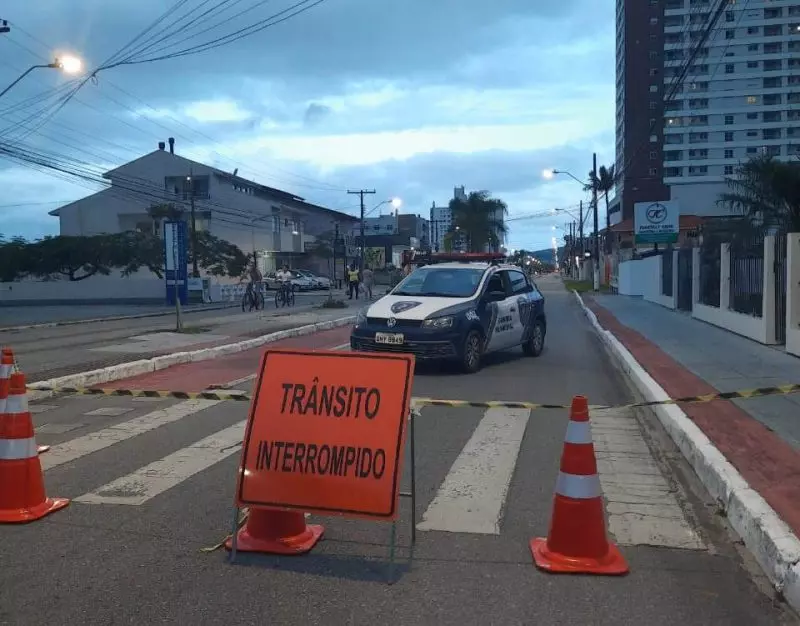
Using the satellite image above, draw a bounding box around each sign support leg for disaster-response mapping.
[388,409,418,584]
[228,505,240,564]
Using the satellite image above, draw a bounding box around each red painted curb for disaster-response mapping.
[585,297,800,536]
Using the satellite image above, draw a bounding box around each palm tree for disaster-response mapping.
[586,165,616,253]
[718,155,800,237]
[449,190,509,253]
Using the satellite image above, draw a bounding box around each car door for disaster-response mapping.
[507,269,538,345]
[482,270,518,352]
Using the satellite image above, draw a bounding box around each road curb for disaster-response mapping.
[0,303,239,332]
[27,315,356,402]
[573,290,800,612]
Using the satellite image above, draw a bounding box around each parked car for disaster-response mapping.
[264,271,315,292]
[294,269,331,290]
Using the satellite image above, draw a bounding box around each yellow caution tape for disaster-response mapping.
[26,383,800,411]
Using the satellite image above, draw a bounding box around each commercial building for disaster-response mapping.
[49,138,357,274]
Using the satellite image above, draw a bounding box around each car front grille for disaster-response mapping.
[351,337,456,358]
[367,317,422,328]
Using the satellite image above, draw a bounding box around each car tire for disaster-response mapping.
[522,319,545,357]
[460,330,483,374]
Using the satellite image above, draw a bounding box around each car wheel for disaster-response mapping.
[460,330,483,374]
[522,319,545,357]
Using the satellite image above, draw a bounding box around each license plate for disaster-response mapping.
[375,332,404,345]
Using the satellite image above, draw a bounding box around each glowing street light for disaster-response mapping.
[390,197,402,209]
[0,54,84,99]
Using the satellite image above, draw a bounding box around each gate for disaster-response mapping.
[676,248,693,311]
[775,235,787,344]
[661,249,674,297]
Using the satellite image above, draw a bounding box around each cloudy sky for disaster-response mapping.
[0,0,614,252]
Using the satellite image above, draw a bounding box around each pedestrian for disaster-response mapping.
[362,266,374,300]
[347,263,361,300]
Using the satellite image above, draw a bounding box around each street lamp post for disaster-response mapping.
[543,162,601,291]
[0,56,83,100]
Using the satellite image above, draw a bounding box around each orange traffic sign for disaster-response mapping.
[236,349,415,520]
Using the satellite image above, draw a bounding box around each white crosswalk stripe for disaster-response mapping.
[40,399,223,471]
[75,421,246,506]
[31,397,703,549]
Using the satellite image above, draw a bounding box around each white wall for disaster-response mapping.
[786,234,800,357]
[614,253,677,308]
[617,259,644,296]
[690,239,778,345]
[0,274,165,304]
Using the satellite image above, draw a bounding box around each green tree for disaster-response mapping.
[718,155,800,236]
[586,164,616,253]
[0,235,33,282]
[449,190,508,253]
[146,203,184,235]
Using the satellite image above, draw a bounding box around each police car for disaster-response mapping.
[350,252,546,373]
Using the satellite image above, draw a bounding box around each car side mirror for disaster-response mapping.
[486,290,506,302]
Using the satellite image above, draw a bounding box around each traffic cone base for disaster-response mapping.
[0,496,70,524]
[530,537,628,576]
[224,508,324,555]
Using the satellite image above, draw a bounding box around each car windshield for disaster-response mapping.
[392,266,484,298]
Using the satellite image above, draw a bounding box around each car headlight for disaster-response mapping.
[422,315,454,329]
[355,308,368,327]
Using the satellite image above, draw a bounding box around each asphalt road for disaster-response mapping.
[0,276,794,625]
[0,292,354,381]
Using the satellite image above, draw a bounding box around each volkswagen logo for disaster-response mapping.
[387,317,397,328]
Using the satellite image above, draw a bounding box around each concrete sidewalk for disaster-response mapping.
[585,293,800,539]
[591,294,800,450]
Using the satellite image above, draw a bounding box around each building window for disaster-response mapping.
[725,11,735,22]
[748,44,758,52]
[724,149,734,158]
[650,134,658,142]
[746,95,758,104]
[725,64,735,73]
[725,131,734,141]
[725,115,734,124]
[649,168,658,176]
[649,51,658,60]
[747,26,759,35]
[649,101,658,109]
[725,30,735,40]
[747,61,758,68]
[649,84,658,92]
[650,17,658,25]
[649,68,659,76]
[747,112,758,120]
[724,165,734,175]
[650,151,658,159]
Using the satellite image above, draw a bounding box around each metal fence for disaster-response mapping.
[729,235,764,317]
[698,243,721,307]
[661,249,673,297]
[775,235,787,343]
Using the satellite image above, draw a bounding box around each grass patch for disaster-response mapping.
[153,326,212,334]
[564,280,610,293]
[318,298,348,309]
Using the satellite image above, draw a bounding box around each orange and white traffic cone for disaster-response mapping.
[224,508,324,555]
[0,371,69,523]
[530,395,628,575]
[1,349,48,455]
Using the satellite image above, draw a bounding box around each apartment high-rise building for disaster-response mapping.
[616,0,800,224]
[613,0,670,225]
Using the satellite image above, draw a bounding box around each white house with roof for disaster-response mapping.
[49,138,358,274]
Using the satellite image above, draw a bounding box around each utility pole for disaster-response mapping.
[333,222,340,289]
[579,200,585,257]
[188,170,199,277]
[592,152,600,291]
[347,189,376,271]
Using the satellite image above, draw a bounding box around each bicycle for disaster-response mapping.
[241,281,265,312]
[275,281,296,307]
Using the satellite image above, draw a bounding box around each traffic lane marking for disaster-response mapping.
[75,421,246,506]
[93,325,353,393]
[39,399,223,471]
[417,407,531,534]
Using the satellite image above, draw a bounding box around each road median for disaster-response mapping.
[26,315,356,402]
[573,289,800,613]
